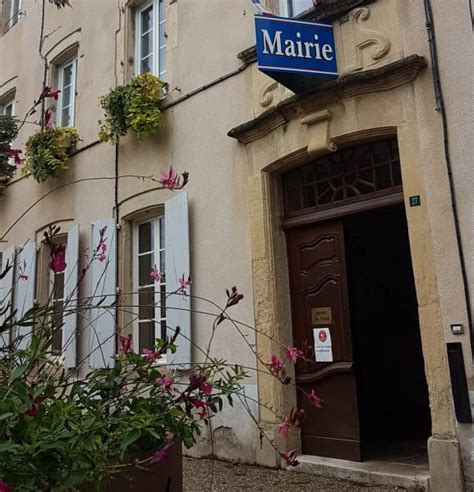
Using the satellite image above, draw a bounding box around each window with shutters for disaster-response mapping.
[133,216,166,354]
[135,0,166,79]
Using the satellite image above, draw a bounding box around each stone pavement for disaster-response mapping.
[183,457,412,491]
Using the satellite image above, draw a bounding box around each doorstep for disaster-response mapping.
[291,454,431,491]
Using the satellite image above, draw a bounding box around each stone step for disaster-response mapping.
[292,454,431,491]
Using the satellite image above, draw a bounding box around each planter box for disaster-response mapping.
[85,444,182,492]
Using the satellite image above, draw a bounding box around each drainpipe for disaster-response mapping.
[423,0,473,353]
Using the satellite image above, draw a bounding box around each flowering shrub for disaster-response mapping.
[23,127,79,183]
[99,73,166,143]
[0,301,246,491]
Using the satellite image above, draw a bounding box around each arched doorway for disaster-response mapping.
[283,139,431,462]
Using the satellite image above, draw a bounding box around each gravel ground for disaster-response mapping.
[183,457,408,492]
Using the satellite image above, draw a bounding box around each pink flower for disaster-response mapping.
[267,354,284,375]
[156,377,174,392]
[284,346,303,364]
[277,417,290,438]
[3,148,22,165]
[281,450,299,467]
[178,274,192,294]
[40,86,61,101]
[150,266,164,282]
[0,480,11,492]
[160,167,179,189]
[306,389,323,408]
[48,247,67,274]
[118,334,132,355]
[18,260,28,281]
[44,108,54,129]
[225,286,244,308]
[188,374,212,395]
[159,167,189,190]
[142,348,161,365]
[191,398,211,419]
[150,442,173,465]
[94,226,108,262]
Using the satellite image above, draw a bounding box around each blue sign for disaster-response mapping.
[255,15,338,92]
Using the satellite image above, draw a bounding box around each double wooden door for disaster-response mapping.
[287,219,361,461]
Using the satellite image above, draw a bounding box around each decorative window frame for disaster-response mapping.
[0,92,15,116]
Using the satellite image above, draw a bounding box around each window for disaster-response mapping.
[1,97,14,116]
[280,0,313,16]
[133,216,166,354]
[135,0,166,79]
[9,0,21,28]
[57,58,77,127]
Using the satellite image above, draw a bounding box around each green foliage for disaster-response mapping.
[0,115,19,181]
[23,127,79,183]
[0,304,246,491]
[99,73,166,143]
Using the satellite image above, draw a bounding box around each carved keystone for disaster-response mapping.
[301,109,337,158]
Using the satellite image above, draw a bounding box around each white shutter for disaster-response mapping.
[0,247,15,348]
[165,192,191,369]
[62,224,80,368]
[88,219,117,368]
[14,242,37,350]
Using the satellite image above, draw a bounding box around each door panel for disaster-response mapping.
[287,220,361,461]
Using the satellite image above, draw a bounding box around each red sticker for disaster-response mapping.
[318,330,327,343]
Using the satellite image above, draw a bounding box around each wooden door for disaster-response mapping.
[287,219,361,461]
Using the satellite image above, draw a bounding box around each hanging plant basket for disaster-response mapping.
[99,73,167,143]
[23,127,79,183]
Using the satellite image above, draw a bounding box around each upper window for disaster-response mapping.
[135,0,166,79]
[280,0,313,16]
[57,58,77,127]
[1,97,14,116]
[133,216,166,354]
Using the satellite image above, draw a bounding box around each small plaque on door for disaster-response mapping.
[312,307,332,325]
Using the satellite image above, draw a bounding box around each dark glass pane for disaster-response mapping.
[141,30,153,59]
[301,163,314,184]
[139,321,155,353]
[286,189,300,212]
[314,159,330,180]
[392,162,402,186]
[141,6,153,33]
[51,327,62,355]
[283,170,299,191]
[160,320,167,341]
[138,222,152,253]
[160,284,166,319]
[159,217,165,248]
[390,140,400,161]
[141,56,152,74]
[376,164,391,189]
[373,141,390,164]
[302,185,316,208]
[317,183,331,204]
[53,272,64,299]
[139,253,154,286]
[139,287,155,320]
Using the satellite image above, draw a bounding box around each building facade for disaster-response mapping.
[0,0,472,490]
